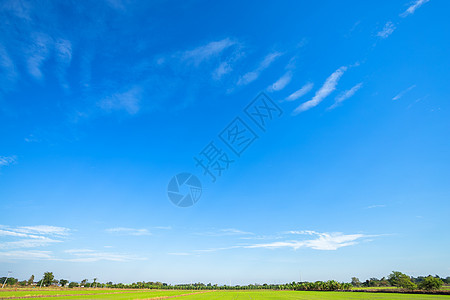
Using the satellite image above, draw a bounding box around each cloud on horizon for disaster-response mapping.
[105,227,151,236]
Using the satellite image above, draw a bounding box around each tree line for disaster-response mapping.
[1,271,448,291]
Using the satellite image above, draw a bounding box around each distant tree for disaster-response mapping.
[68,282,79,288]
[445,277,450,284]
[398,277,417,290]
[19,280,27,286]
[351,277,361,287]
[93,278,97,288]
[42,272,54,287]
[4,277,18,286]
[28,275,35,285]
[418,276,443,291]
[80,279,88,287]
[388,271,416,290]
[59,279,69,287]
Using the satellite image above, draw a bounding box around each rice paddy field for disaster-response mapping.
[1,289,450,300]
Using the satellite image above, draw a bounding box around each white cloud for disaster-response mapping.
[328,82,363,110]
[26,33,52,80]
[0,238,61,250]
[377,21,396,39]
[293,66,347,114]
[393,85,416,100]
[285,230,319,235]
[401,0,430,17]
[196,228,254,237]
[0,250,53,260]
[366,204,386,209]
[190,230,376,254]
[0,225,70,250]
[181,38,236,66]
[15,225,70,236]
[237,52,283,86]
[54,39,73,89]
[267,71,292,92]
[0,156,17,167]
[98,86,142,114]
[213,61,233,80]
[285,82,314,102]
[105,227,151,236]
[63,249,146,262]
[0,45,18,90]
[245,232,370,251]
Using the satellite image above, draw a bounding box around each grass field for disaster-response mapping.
[1,289,450,300]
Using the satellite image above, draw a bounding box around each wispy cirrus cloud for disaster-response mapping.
[0,45,18,90]
[377,21,396,39]
[190,230,377,254]
[14,225,71,236]
[0,155,17,167]
[401,0,430,17]
[64,249,146,262]
[366,204,386,209]
[393,85,416,100]
[181,38,236,66]
[293,66,347,114]
[0,225,70,251]
[26,33,52,80]
[195,228,254,237]
[285,82,314,102]
[267,71,293,92]
[237,51,283,86]
[0,250,54,261]
[98,86,142,115]
[328,82,363,110]
[105,227,151,236]
[245,231,373,251]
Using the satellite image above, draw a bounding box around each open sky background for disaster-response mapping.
[1,0,449,285]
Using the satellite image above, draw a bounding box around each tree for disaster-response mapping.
[42,272,54,287]
[80,279,88,287]
[418,276,443,291]
[398,277,417,290]
[68,282,79,288]
[59,279,69,287]
[388,271,416,290]
[28,275,35,285]
[351,277,361,287]
[93,278,97,288]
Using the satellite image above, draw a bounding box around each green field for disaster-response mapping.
[1,290,450,300]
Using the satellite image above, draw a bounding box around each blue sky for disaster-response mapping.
[1,0,449,285]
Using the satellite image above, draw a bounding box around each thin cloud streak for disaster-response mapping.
[285,82,314,102]
[328,82,363,110]
[0,156,17,167]
[192,231,377,253]
[105,227,151,236]
[401,0,430,17]
[181,38,236,66]
[267,71,292,92]
[393,85,416,100]
[293,66,347,114]
[237,52,283,86]
[377,21,396,39]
